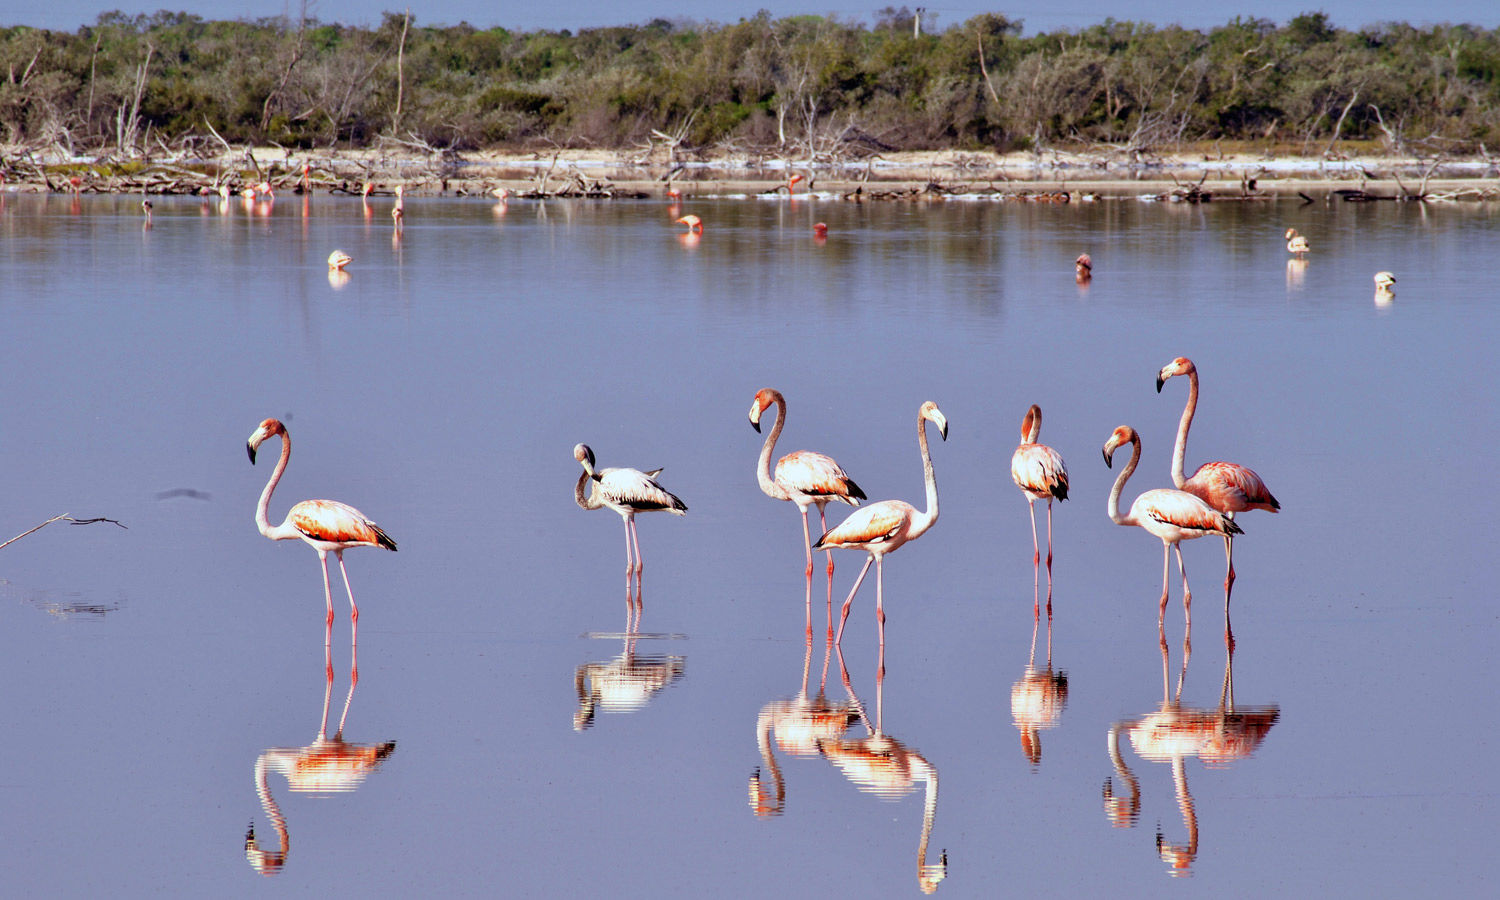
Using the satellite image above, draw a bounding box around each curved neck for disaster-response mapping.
[751,706,785,815]
[1171,370,1199,488]
[247,754,289,874]
[256,434,297,540]
[575,470,602,510]
[908,413,940,540]
[1108,435,1141,526]
[914,758,946,893]
[755,395,789,500]
[1023,410,1040,445]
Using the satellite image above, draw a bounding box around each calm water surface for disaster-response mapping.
[0,191,1494,896]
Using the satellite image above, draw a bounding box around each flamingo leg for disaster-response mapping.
[629,516,644,575]
[818,503,835,639]
[1027,498,1041,567]
[799,507,814,638]
[317,550,335,642]
[1158,542,1172,626]
[1175,543,1192,632]
[621,516,634,583]
[336,551,360,675]
[834,556,875,646]
[800,506,815,578]
[1045,499,1055,574]
[1223,533,1237,588]
[874,556,887,663]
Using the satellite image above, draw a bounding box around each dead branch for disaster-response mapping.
[0,514,127,552]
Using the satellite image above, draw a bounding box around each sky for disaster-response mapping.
[5,1,1497,33]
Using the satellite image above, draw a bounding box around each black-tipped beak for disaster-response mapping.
[247,443,257,464]
[750,419,761,434]
[1103,448,1114,468]
[1155,374,1165,393]
[939,423,949,441]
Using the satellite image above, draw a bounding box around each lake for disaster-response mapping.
[0,189,1493,896]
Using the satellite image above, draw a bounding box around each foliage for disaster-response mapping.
[1,10,1498,154]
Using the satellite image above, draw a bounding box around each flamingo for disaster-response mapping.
[1374,271,1396,302]
[247,419,397,651]
[750,388,866,635]
[258,181,274,199]
[326,250,352,271]
[217,184,231,202]
[1102,425,1241,628]
[1155,357,1279,591]
[1075,253,1092,283]
[573,443,687,582]
[787,173,805,194]
[1010,404,1069,603]
[813,222,828,239]
[814,402,946,649]
[141,199,153,224]
[295,163,311,194]
[491,187,510,201]
[1284,228,1309,256]
[675,214,702,233]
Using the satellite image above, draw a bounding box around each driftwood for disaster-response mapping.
[0,514,127,552]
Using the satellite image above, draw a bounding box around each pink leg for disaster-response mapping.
[628,517,644,575]
[1174,543,1192,632]
[875,556,887,657]
[621,517,634,582]
[336,551,359,661]
[1027,499,1041,567]
[834,556,874,646]
[1045,499,1055,574]
[317,550,335,641]
[799,508,814,638]
[1158,542,1171,626]
[1223,535,1237,589]
[818,504,835,639]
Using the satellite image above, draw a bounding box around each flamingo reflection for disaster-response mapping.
[245,664,396,875]
[1010,612,1068,768]
[1103,626,1278,877]
[820,645,947,893]
[574,585,685,731]
[748,633,858,815]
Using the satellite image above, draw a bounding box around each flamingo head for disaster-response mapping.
[920,401,948,441]
[1020,404,1042,441]
[1102,425,1137,468]
[1076,252,1092,271]
[247,419,287,464]
[327,249,352,270]
[245,821,287,875]
[1374,270,1396,289]
[748,388,781,432]
[1155,356,1195,393]
[675,214,702,233]
[813,222,828,237]
[1284,227,1298,239]
[573,443,597,474]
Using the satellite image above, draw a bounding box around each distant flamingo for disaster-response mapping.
[1284,228,1309,256]
[1374,271,1396,303]
[326,250,352,270]
[295,163,311,194]
[218,184,231,202]
[1102,426,1242,628]
[786,173,805,194]
[676,214,702,233]
[1010,404,1069,606]
[814,402,946,648]
[141,199,153,224]
[573,443,687,581]
[750,388,866,635]
[1155,357,1279,591]
[813,222,828,239]
[247,419,397,650]
[1075,253,1092,283]
[258,181,274,199]
[491,187,509,201]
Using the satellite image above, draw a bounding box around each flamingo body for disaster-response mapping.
[676,214,702,233]
[1284,228,1310,255]
[574,443,686,578]
[286,499,397,552]
[327,250,352,270]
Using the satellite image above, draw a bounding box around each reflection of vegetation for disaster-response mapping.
[3,9,1499,155]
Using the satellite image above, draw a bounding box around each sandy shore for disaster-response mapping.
[6,145,1499,200]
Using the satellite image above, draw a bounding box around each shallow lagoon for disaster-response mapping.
[0,190,1494,895]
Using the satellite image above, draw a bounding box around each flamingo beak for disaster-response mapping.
[1155,373,1166,393]
[1103,447,1114,468]
[247,442,258,465]
[751,420,761,433]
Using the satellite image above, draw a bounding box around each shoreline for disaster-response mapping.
[5,146,1498,201]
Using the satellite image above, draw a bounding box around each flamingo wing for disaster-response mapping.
[1185,461,1279,514]
[775,450,865,505]
[1134,489,1242,538]
[814,500,914,550]
[1011,443,1069,501]
[289,499,398,550]
[596,467,688,514]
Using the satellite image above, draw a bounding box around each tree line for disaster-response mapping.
[1,7,1497,159]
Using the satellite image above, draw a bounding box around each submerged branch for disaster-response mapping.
[0,514,128,552]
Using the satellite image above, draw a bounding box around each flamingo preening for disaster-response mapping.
[1284,228,1309,256]
[675,214,702,233]
[1102,426,1242,628]
[326,250,352,271]
[573,443,687,592]
[247,419,397,654]
[1010,403,1069,611]
[750,388,866,635]
[1374,271,1396,304]
[1155,357,1279,596]
[814,402,946,649]
[1075,253,1093,284]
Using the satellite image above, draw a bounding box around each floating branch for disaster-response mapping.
[0,514,128,552]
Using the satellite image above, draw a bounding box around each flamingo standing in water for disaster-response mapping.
[1155,357,1279,593]
[573,443,687,582]
[676,214,702,233]
[1284,228,1309,256]
[247,419,397,651]
[326,250,352,271]
[1010,403,1069,607]
[1102,426,1241,628]
[750,388,866,635]
[814,402,947,649]
[1075,253,1092,284]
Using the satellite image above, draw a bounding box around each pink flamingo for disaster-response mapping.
[326,250,352,271]
[750,388,866,634]
[1075,253,1092,283]
[814,402,947,649]
[247,419,397,651]
[1010,404,1069,604]
[1284,228,1309,256]
[676,214,702,233]
[573,443,687,586]
[1155,357,1279,590]
[1102,426,1242,628]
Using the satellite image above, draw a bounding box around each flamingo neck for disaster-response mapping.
[1108,435,1141,526]
[256,435,301,541]
[248,753,290,874]
[1023,411,1040,445]
[755,394,790,500]
[574,470,601,510]
[907,414,940,541]
[1171,370,1199,489]
[915,758,946,893]
[752,706,784,815]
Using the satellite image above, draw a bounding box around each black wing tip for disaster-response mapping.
[1052,481,1069,501]
[1225,519,1246,535]
[846,479,867,501]
[374,526,398,551]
